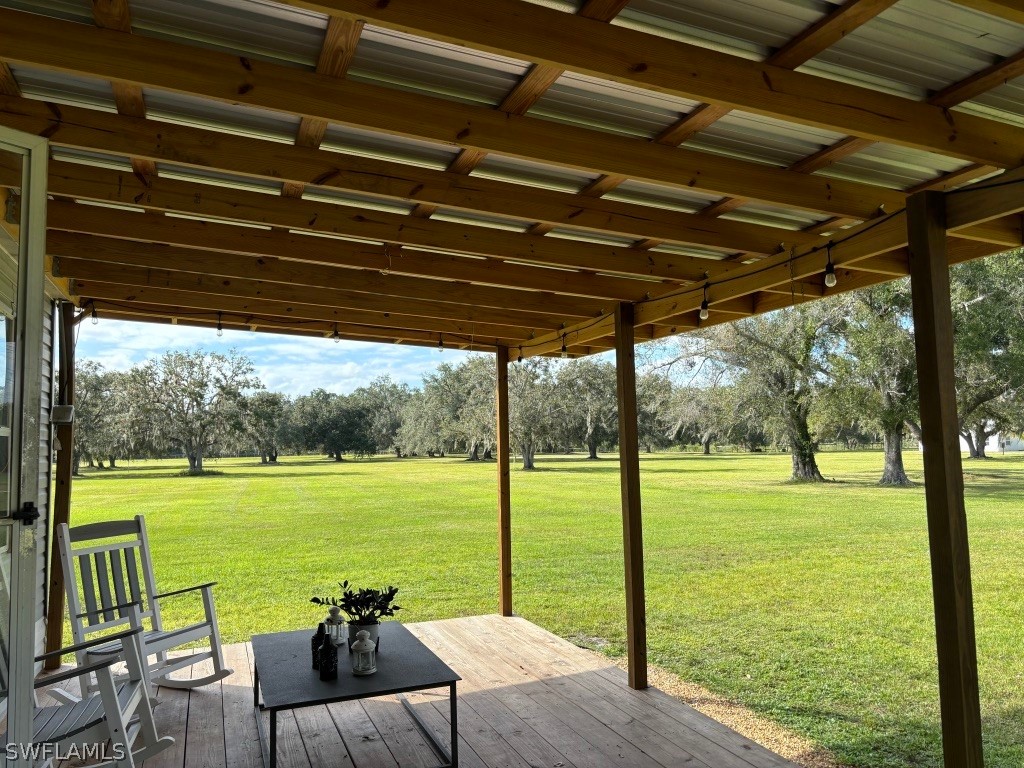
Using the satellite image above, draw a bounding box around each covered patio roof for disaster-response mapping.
[3,2,1021,766]
[0,0,1021,355]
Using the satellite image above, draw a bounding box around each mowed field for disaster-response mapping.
[67,451,1023,767]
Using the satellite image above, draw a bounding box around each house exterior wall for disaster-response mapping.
[33,300,54,654]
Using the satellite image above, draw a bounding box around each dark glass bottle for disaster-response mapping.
[311,623,326,670]
[318,634,338,681]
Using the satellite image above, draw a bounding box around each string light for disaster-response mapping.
[90,305,98,325]
[699,284,710,321]
[560,334,568,359]
[438,336,444,353]
[824,241,838,288]
[516,346,523,363]
[332,323,340,343]
[216,312,223,337]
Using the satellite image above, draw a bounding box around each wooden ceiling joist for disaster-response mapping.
[39,182,717,286]
[74,280,548,339]
[56,256,586,330]
[0,97,822,256]
[47,225,661,305]
[281,0,1024,168]
[0,10,912,221]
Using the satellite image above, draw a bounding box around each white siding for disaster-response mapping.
[33,301,54,655]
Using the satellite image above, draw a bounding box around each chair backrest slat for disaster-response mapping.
[93,552,114,622]
[124,548,143,605]
[79,554,99,626]
[110,548,128,608]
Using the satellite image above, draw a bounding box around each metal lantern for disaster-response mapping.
[324,606,345,645]
[351,630,377,676]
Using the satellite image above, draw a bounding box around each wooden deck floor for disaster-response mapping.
[46,615,798,768]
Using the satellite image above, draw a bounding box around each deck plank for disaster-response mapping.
[33,617,799,768]
[182,656,226,768]
[485,615,797,768]
[326,700,399,768]
[222,642,263,768]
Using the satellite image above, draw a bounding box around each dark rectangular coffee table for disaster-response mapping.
[251,623,460,768]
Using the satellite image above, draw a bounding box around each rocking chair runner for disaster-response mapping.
[8,623,173,767]
[57,515,232,697]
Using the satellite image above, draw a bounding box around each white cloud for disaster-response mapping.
[75,319,472,396]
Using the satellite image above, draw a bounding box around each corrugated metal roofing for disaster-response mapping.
[130,0,326,67]
[350,25,528,108]
[3,0,1023,329]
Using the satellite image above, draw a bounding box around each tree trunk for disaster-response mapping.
[269,449,278,463]
[520,441,535,470]
[879,422,911,486]
[72,452,81,476]
[260,452,268,464]
[108,456,117,468]
[334,453,344,462]
[973,423,990,459]
[467,441,480,461]
[701,434,712,455]
[483,448,492,460]
[186,453,197,472]
[788,412,824,482]
[587,438,599,459]
[961,429,979,459]
[394,447,402,458]
[194,452,204,472]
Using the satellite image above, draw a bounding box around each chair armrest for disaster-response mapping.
[34,626,144,663]
[153,581,217,600]
[33,659,118,689]
[74,599,142,621]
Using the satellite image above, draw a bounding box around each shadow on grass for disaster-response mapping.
[73,469,369,481]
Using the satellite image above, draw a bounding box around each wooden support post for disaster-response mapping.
[496,345,512,616]
[614,302,647,689]
[44,301,76,667]
[907,191,985,768]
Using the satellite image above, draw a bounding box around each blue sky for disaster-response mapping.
[76,318,472,396]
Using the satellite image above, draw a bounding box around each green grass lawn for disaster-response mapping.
[66,450,1023,767]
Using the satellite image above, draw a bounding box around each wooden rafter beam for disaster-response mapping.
[42,198,709,289]
[0,97,822,255]
[272,0,1024,167]
[87,297,524,348]
[75,280,547,338]
[0,10,909,220]
[950,0,1024,25]
[654,0,898,147]
[61,260,576,329]
[521,217,1008,358]
[283,15,363,198]
[90,0,157,181]
[45,221,663,305]
[48,242,605,320]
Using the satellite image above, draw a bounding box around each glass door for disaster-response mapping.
[0,126,47,767]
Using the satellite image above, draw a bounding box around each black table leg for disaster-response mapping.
[253,665,260,708]
[270,710,277,768]
[449,682,458,768]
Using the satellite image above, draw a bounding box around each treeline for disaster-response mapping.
[73,251,1024,483]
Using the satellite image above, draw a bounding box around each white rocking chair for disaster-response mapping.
[57,515,232,697]
[8,624,174,767]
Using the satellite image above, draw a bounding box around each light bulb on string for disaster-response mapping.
[332,323,341,343]
[699,284,710,321]
[560,335,568,359]
[90,306,98,325]
[516,347,523,364]
[438,336,444,353]
[824,241,838,288]
[216,312,223,337]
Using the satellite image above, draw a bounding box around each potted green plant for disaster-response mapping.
[311,580,401,649]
